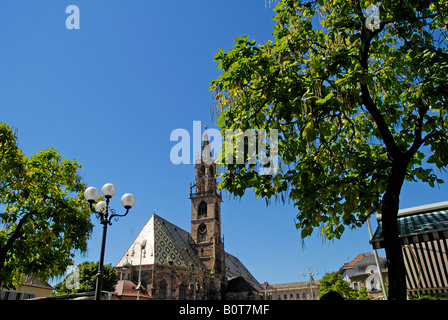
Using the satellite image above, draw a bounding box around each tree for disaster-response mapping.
[210,0,448,299]
[53,261,118,295]
[0,122,93,289]
[319,271,372,300]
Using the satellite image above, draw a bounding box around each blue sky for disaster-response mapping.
[1,1,448,286]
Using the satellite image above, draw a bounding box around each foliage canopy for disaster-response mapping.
[53,261,118,296]
[318,271,373,300]
[0,122,93,289]
[210,0,448,299]
[211,0,448,239]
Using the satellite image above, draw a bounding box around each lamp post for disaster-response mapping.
[131,240,146,300]
[84,183,136,300]
[302,267,318,300]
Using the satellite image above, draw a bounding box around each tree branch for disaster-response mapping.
[360,84,402,159]
[407,104,429,157]
[1,210,35,255]
[359,16,402,159]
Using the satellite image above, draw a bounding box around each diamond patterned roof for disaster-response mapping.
[152,214,206,269]
[116,214,262,292]
[116,214,205,270]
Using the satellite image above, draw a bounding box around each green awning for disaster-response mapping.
[370,203,448,295]
[370,210,448,250]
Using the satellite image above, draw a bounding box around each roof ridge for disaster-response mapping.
[152,213,191,235]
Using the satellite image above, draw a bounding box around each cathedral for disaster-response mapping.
[115,136,263,300]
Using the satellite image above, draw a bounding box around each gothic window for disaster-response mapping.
[200,165,205,177]
[198,201,207,219]
[198,223,207,243]
[215,257,222,273]
[209,166,214,177]
[159,280,167,300]
[179,283,186,300]
[209,282,216,300]
[194,282,201,300]
[215,202,219,219]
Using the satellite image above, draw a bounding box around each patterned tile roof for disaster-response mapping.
[116,214,262,292]
[225,253,263,291]
[116,214,206,270]
[153,214,206,269]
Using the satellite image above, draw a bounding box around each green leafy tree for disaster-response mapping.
[0,122,93,289]
[53,261,118,295]
[210,0,448,299]
[319,271,372,300]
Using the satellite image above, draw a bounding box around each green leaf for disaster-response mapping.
[315,92,334,104]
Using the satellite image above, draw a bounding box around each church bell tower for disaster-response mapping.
[189,131,226,279]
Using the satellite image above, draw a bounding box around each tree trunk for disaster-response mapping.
[381,161,408,300]
[0,247,6,295]
[0,247,6,283]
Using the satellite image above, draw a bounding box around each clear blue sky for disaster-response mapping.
[1,1,447,286]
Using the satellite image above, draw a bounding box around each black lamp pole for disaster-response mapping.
[96,210,108,300]
[84,184,135,300]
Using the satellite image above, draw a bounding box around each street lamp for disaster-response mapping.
[84,183,136,300]
[302,267,318,300]
[131,240,147,300]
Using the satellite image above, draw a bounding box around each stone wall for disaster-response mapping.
[117,264,225,300]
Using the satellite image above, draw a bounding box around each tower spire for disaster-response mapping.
[189,130,225,281]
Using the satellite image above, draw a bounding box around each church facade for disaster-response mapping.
[115,138,262,300]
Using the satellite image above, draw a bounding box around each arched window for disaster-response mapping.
[159,280,167,300]
[200,165,205,177]
[215,202,219,219]
[179,283,186,300]
[198,223,207,243]
[215,256,222,273]
[198,201,207,219]
[209,166,214,177]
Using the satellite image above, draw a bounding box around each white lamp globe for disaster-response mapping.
[95,200,108,214]
[121,193,136,209]
[102,183,116,198]
[84,187,100,203]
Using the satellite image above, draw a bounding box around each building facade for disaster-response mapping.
[115,136,262,300]
[262,278,320,300]
[0,276,53,300]
[338,253,388,299]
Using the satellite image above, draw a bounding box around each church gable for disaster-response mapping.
[116,215,156,268]
[116,214,205,271]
